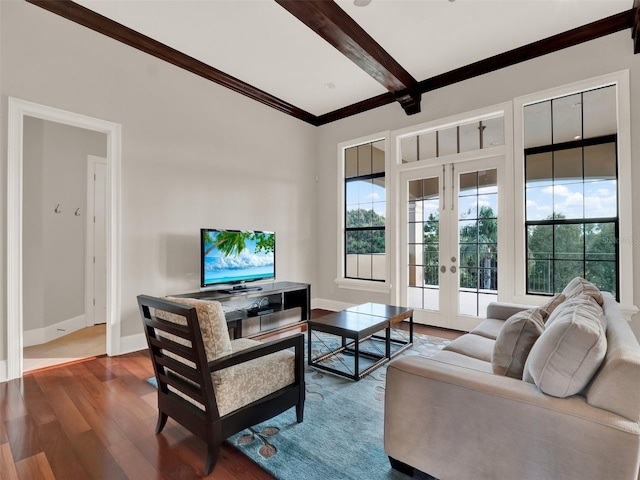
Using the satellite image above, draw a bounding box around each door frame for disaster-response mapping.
[85,155,108,327]
[7,97,122,381]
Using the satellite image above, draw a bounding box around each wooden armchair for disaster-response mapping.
[137,295,305,475]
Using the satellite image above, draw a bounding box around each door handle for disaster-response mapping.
[440,265,446,274]
[450,266,457,273]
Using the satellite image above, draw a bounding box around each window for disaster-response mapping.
[400,116,504,163]
[344,140,386,281]
[523,85,619,299]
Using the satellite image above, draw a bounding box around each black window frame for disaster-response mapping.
[524,134,619,300]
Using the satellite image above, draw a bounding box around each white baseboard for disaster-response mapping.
[311,298,355,312]
[0,360,7,383]
[119,333,147,355]
[23,314,87,347]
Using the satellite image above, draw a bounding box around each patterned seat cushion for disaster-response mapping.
[215,338,296,417]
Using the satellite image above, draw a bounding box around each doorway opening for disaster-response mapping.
[6,98,121,380]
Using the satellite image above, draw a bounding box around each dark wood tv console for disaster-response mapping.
[172,281,310,340]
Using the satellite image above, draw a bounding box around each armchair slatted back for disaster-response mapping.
[138,295,220,423]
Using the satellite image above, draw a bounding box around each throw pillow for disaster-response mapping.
[522,299,607,398]
[539,293,566,319]
[492,308,547,379]
[561,277,603,306]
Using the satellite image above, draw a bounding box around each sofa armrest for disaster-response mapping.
[485,301,532,320]
[384,355,640,480]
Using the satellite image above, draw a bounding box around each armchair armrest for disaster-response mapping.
[208,332,304,371]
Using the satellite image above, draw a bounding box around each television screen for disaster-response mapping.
[200,229,275,289]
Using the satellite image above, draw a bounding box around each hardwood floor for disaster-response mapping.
[1,312,462,479]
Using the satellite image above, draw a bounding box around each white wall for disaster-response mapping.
[0,0,318,362]
[315,30,640,338]
[22,118,107,333]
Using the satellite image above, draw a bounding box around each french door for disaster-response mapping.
[400,156,504,331]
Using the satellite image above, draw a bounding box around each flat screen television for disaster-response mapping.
[200,229,275,292]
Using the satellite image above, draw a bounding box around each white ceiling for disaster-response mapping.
[75,0,630,116]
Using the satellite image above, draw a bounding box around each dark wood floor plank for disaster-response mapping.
[70,429,128,480]
[14,451,55,480]
[69,389,128,448]
[0,415,9,443]
[35,420,92,480]
[103,377,157,421]
[0,379,28,421]
[32,365,74,392]
[42,386,91,437]
[85,356,117,382]
[0,441,20,480]
[107,438,159,480]
[5,415,41,462]
[20,376,56,427]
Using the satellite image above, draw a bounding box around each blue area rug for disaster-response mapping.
[230,331,449,480]
[148,331,449,480]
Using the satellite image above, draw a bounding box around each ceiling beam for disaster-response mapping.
[275,0,421,115]
[633,0,640,53]
[317,9,635,125]
[25,0,320,125]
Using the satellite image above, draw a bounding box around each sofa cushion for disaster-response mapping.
[443,334,495,363]
[492,308,546,378]
[470,318,505,340]
[429,350,493,374]
[561,277,603,306]
[523,298,607,398]
[540,293,566,318]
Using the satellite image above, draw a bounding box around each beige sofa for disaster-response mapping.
[384,283,640,480]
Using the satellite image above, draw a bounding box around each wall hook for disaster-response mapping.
[54,204,61,214]
[75,208,81,217]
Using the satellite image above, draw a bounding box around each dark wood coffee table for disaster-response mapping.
[307,303,413,381]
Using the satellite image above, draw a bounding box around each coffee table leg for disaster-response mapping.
[354,334,359,381]
[385,325,391,359]
[410,314,414,344]
[307,324,312,366]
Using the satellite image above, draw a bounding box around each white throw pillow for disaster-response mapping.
[523,298,606,398]
[492,308,546,379]
[561,277,603,306]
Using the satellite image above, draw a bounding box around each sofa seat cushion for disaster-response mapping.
[429,350,493,373]
[492,308,546,378]
[523,296,607,398]
[470,318,505,340]
[214,338,295,417]
[443,334,495,362]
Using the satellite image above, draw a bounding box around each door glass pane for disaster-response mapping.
[407,176,440,312]
[458,168,497,317]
